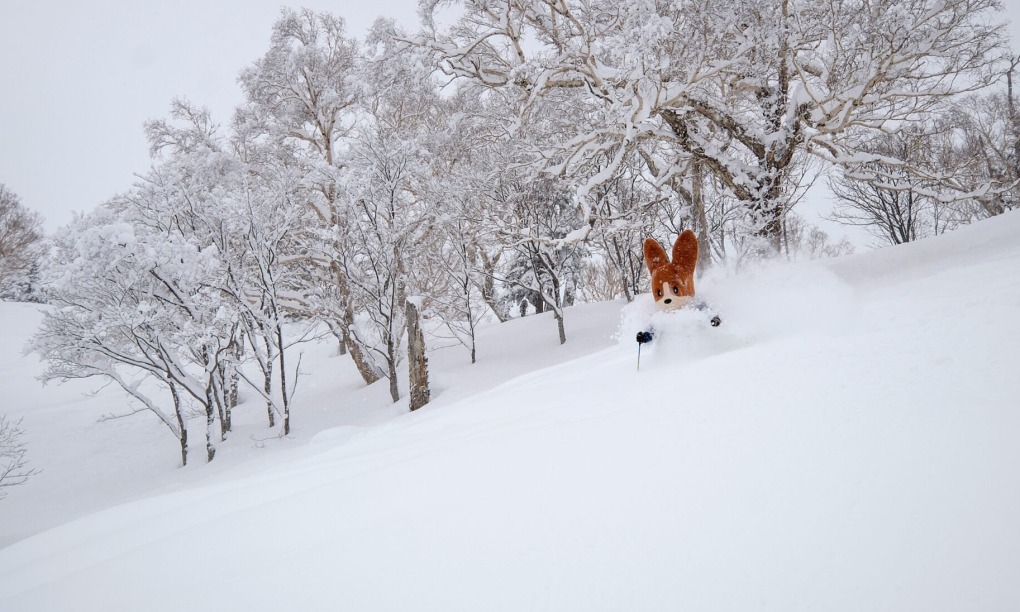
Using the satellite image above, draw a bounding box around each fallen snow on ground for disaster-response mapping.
[1,212,1018,611]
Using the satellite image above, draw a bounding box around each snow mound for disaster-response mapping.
[618,294,744,365]
[618,260,858,368]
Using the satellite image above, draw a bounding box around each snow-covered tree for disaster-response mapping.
[782,213,855,259]
[493,177,587,344]
[948,80,1020,217]
[36,102,274,464]
[136,102,255,445]
[149,99,314,435]
[0,415,36,501]
[585,155,667,301]
[829,120,978,245]
[229,172,314,436]
[237,8,382,387]
[33,210,197,465]
[337,18,444,401]
[418,0,1009,250]
[426,88,516,327]
[0,184,45,302]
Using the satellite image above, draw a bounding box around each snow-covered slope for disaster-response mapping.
[0,298,622,548]
[1,212,1018,611]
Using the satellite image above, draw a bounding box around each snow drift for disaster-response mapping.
[1,212,1018,611]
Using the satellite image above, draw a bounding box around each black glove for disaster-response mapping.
[710,316,721,327]
[636,330,654,344]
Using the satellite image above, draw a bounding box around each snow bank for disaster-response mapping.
[1,211,1018,611]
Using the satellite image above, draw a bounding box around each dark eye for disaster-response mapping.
[656,288,663,297]
[672,286,679,295]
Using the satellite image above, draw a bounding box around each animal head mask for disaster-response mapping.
[644,230,698,310]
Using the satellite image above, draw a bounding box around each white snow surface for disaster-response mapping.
[2,212,1019,611]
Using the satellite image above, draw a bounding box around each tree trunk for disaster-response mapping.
[691,159,712,274]
[563,277,576,307]
[226,338,242,409]
[547,262,566,345]
[609,237,634,302]
[461,272,478,364]
[263,355,276,429]
[171,382,187,467]
[255,332,277,428]
[555,306,566,345]
[478,250,509,322]
[332,261,382,385]
[1008,56,1017,125]
[208,348,229,441]
[753,179,787,253]
[387,336,400,403]
[205,387,216,463]
[1008,57,1020,187]
[180,429,188,468]
[277,325,291,436]
[212,373,230,440]
[532,289,545,314]
[406,299,431,411]
[468,316,477,365]
[215,388,229,441]
[226,368,239,409]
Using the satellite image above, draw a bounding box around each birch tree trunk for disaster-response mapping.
[406,298,431,411]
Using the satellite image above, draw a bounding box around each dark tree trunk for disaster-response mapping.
[406,299,431,411]
[207,348,229,442]
[180,429,188,468]
[555,308,566,345]
[532,290,545,314]
[171,382,187,467]
[752,180,787,253]
[460,271,478,364]
[205,386,216,463]
[277,325,291,436]
[333,261,382,385]
[387,337,400,403]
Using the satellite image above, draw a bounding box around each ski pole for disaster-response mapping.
[635,331,653,371]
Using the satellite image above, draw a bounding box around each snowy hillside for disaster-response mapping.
[2,212,1019,611]
[0,299,621,548]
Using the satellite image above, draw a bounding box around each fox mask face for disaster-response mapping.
[644,230,698,311]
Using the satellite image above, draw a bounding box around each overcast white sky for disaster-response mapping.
[1,1,1019,232]
[0,0,419,231]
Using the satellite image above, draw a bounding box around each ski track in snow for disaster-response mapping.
[1,211,1019,611]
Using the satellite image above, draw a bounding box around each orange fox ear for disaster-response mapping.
[643,238,669,273]
[672,230,699,278]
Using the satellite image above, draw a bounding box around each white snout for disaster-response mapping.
[655,282,692,310]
